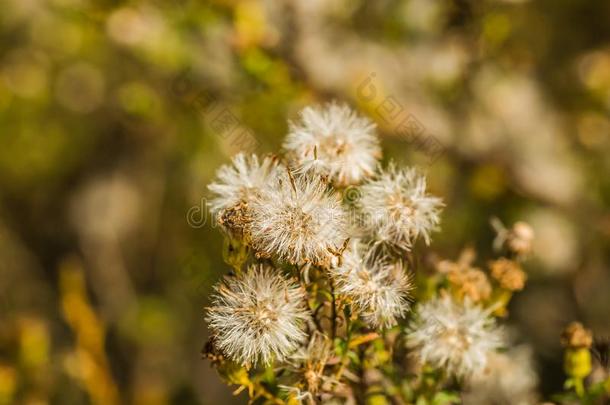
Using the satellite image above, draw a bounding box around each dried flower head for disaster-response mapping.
[406,294,504,379]
[284,102,381,186]
[249,171,348,265]
[331,241,412,328]
[208,153,281,236]
[202,338,226,367]
[205,265,311,366]
[437,248,477,275]
[359,164,443,251]
[447,267,492,303]
[438,248,491,302]
[489,258,527,291]
[561,322,593,349]
[281,331,336,402]
[463,346,538,405]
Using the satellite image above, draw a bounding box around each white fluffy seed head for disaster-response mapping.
[283,102,381,186]
[406,294,504,379]
[249,171,348,265]
[463,346,539,405]
[205,265,311,367]
[331,240,412,328]
[358,163,443,251]
[207,153,281,215]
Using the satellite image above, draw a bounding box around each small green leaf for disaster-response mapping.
[432,391,460,405]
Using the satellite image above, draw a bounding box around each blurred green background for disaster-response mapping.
[1,0,609,404]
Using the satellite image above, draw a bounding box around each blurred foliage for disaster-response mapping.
[0,0,609,403]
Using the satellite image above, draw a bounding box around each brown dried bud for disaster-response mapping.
[218,200,252,241]
[437,248,476,274]
[202,338,226,366]
[447,267,492,303]
[561,322,593,349]
[490,258,527,291]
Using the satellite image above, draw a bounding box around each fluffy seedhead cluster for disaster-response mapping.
[406,294,504,379]
[206,265,311,366]
[331,240,412,329]
[359,163,443,251]
[283,102,381,186]
[249,173,348,266]
[203,102,540,404]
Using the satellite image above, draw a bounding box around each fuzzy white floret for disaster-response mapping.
[284,102,381,186]
[359,163,443,251]
[206,265,311,366]
[406,294,504,379]
[250,172,348,265]
[463,345,538,405]
[207,153,281,214]
[331,241,412,328]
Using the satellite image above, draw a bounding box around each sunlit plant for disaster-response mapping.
[202,102,607,404]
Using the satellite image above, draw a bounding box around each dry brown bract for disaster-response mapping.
[561,322,593,349]
[489,258,527,291]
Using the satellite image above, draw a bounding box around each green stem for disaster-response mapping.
[334,313,352,382]
[574,377,585,398]
[330,280,337,340]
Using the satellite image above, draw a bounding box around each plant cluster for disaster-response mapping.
[202,103,608,405]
